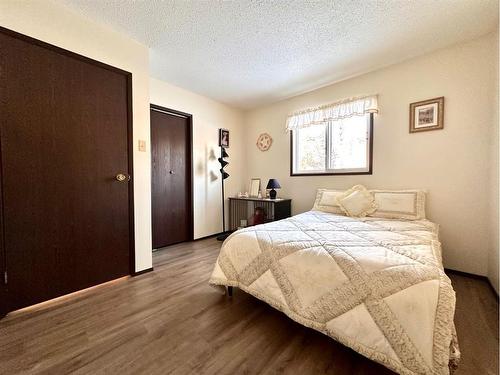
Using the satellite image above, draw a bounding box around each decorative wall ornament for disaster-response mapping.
[256,133,273,151]
[409,97,444,133]
[217,143,230,241]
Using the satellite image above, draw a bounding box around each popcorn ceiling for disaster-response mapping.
[59,0,497,109]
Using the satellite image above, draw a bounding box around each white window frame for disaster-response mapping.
[290,113,373,176]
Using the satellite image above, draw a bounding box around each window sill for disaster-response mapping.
[290,171,373,177]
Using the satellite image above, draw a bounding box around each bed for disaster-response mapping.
[209,204,460,375]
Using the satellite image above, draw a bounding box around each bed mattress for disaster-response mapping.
[209,210,460,375]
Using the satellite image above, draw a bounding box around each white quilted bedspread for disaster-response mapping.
[209,210,460,375]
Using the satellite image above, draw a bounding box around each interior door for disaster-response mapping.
[151,107,191,249]
[0,28,133,313]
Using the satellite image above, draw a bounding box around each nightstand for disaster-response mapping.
[228,197,292,231]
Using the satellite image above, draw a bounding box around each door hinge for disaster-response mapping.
[3,271,7,285]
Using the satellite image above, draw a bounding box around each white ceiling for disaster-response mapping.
[59,0,498,109]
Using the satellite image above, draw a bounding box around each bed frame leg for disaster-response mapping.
[227,286,233,297]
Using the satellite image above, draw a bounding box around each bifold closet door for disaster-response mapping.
[151,108,191,249]
[0,28,133,313]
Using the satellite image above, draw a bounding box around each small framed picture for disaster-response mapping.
[219,128,230,148]
[409,97,444,133]
[249,178,261,197]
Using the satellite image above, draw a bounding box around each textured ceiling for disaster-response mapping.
[58,0,498,109]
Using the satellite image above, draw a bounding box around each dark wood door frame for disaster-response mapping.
[150,104,194,244]
[0,26,136,316]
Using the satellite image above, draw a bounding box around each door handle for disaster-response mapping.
[169,170,175,175]
[116,173,131,182]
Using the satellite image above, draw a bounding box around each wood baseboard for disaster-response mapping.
[445,268,498,299]
[132,267,154,276]
[445,268,486,279]
[193,233,220,241]
[194,231,235,242]
[152,232,228,252]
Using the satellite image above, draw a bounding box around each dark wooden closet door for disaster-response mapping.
[151,108,191,249]
[0,29,133,313]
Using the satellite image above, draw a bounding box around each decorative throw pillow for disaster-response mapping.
[312,189,345,214]
[336,185,377,218]
[368,189,426,220]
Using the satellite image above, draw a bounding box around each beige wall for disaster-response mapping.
[0,0,153,272]
[244,33,498,276]
[150,79,246,239]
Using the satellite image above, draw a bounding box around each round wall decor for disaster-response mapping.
[256,133,273,151]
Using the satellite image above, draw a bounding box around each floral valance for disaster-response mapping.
[285,95,378,131]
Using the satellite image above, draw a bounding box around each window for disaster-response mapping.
[291,113,373,175]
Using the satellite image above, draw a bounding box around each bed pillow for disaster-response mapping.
[368,189,426,220]
[312,189,345,214]
[337,185,377,218]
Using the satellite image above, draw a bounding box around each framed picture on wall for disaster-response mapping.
[409,97,444,133]
[219,128,230,148]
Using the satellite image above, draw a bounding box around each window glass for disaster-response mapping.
[329,116,368,170]
[296,124,326,172]
[291,114,372,175]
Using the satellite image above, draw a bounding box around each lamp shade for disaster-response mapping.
[221,148,229,158]
[221,171,230,180]
[266,179,281,189]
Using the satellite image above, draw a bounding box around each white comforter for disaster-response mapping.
[209,210,460,375]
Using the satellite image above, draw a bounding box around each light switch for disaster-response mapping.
[138,140,146,152]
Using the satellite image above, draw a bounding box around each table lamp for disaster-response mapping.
[266,179,281,199]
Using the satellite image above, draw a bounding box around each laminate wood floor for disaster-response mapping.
[0,238,498,374]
